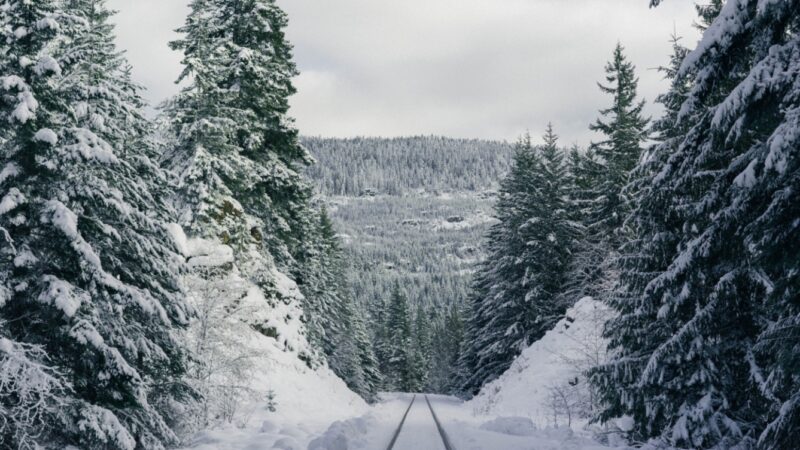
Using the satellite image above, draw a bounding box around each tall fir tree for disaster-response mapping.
[459,127,578,394]
[574,43,650,301]
[593,1,800,448]
[410,303,432,392]
[350,298,383,401]
[429,304,464,393]
[0,1,191,448]
[384,283,415,391]
[163,0,322,365]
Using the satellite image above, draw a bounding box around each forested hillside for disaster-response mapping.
[304,137,513,196]
[304,137,514,392]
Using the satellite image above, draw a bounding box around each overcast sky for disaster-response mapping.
[108,0,700,145]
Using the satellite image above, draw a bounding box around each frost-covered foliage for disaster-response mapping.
[162,0,322,366]
[458,128,580,395]
[0,1,191,448]
[593,1,800,448]
[304,137,512,394]
[0,335,68,450]
[163,0,381,408]
[303,208,381,401]
[568,43,649,304]
[304,136,514,196]
[163,0,314,274]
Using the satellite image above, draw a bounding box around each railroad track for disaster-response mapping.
[386,394,455,450]
[425,395,455,450]
[386,394,416,450]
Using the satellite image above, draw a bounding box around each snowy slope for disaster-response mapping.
[468,297,614,427]
[168,226,368,449]
[182,331,369,450]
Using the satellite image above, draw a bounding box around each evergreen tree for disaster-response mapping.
[328,296,367,400]
[298,206,380,400]
[589,43,650,223]
[302,207,345,357]
[0,1,191,448]
[459,127,578,394]
[164,0,319,364]
[410,304,432,391]
[350,299,382,401]
[575,43,650,300]
[385,283,415,391]
[430,304,465,394]
[371,295,393,390]
[593,2,800,448]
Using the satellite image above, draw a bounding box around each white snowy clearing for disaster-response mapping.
[180,297,629,449]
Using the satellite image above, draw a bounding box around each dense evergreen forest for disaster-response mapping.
[305,136,514,392]
[304,136,514,196]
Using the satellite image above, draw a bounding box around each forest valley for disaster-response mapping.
[0,1,798,450]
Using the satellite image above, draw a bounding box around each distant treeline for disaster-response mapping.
[303,136,514,196]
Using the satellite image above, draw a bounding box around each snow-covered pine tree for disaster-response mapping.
[294,205,380,400]
[561,145,604,301]
[533,124,581,321]
[589,43,650,227]
[459,127,577,394]
[457,134,537,395]
[301,207,344,357]
[575,43,649,301]
[328,296,367,399]
[216,0,317,279]
[350,299,382,401]
[593,1,800,448]
[371,295,393,390]
[430,304,464,394]
[164,0,321,366]
[410,304,432,391]
[0,1,191,448]
[385,282,415,391]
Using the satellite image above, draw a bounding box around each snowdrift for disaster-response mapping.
[468,297,613,426]
[183,327,369,450]
[169,225,368,449]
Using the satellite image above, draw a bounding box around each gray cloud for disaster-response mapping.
[108,0,700,145]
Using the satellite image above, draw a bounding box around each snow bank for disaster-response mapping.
[469,297,614,426]
[182,327,368,450]
[479,416,537,436]
[170,224,368,450]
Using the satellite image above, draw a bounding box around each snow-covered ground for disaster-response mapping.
[180,298,624,450]
[177,328,369,450]
[170,226,369,450]
[469,297,614,427]
[309,393,619,450]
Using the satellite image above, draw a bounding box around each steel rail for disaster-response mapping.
[425,395,456,450]
[386,394,416,450]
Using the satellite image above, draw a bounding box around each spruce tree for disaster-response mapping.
[372,295,393,390]
[302,207,345,357]
[164,0,319,365]
[410,304,432,391]
[385,283,414,391]
[0,1,190,448]
[589,43,650,222]
[350,300,382,401]
[459,127,577,394]
[430,304,464,394]
[593,2,800,448]
[576,43,650,301]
